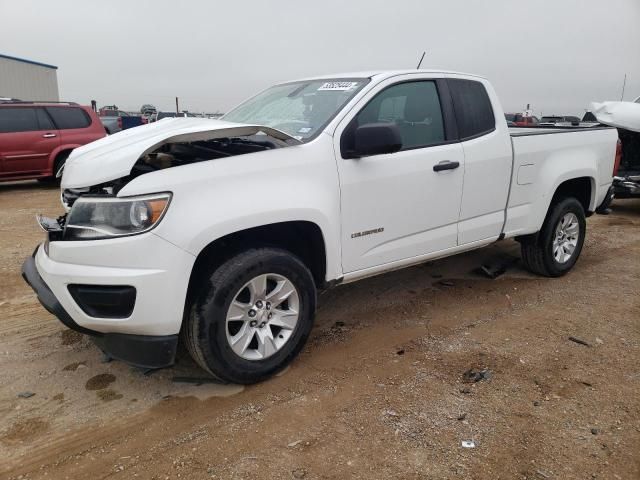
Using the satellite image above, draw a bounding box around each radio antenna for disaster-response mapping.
[416,51,426,69]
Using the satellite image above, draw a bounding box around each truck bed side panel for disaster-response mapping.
[503,128,617,237]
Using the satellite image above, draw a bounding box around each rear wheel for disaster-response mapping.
[183,248,316,384]
[37,151,70,185]
[520,197,586,277]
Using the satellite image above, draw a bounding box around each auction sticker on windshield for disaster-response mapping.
[318,82,359,91]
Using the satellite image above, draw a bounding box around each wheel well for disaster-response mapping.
[53,149,72,171]
[551,177,592,213]
[184,221,327,317]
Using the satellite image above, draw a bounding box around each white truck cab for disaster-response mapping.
[23,70,618,383]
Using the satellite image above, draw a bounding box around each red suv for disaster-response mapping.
[0,101,106,183]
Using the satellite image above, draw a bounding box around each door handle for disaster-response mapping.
[42,133,57,138]
[433,160,460,172]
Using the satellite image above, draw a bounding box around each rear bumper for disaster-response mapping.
[22,250,178,369]
[613,176,640,198]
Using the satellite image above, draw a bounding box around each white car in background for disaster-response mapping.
[23,70,618,384]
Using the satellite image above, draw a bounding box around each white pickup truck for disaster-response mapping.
[23,70,619,384]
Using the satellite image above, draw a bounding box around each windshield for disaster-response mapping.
[223,78,369,141]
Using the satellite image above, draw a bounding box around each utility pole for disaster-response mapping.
[620,73,627,101]
[175,97,180,114]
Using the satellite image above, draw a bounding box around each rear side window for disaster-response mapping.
[46,107,91,129]
[448,79,495,140]
[0,107,40,133]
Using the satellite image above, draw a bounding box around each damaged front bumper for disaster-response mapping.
[21,220,195,369]
[22,250,178,369]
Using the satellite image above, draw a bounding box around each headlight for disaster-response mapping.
[64,193,171,240]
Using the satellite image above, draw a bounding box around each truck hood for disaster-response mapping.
[590,101,640,133]
[61,118,300,188]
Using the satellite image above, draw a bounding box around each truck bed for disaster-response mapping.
[503,125,618,238]
[509,125,614,137]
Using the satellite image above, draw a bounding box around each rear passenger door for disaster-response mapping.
[335,77,466,273]
[0,107,60,177]
[45,106,93,146]
[446,77,513,244]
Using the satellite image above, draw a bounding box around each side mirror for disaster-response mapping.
[350,123,402,158]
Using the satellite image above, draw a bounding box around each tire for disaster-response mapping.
[520,197,586,277]
[38,151,70,184]
[183,248,317,384]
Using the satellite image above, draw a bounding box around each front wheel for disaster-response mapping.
[520,197,586,277]
[183,248,316,384]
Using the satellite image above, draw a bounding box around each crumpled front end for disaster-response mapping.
[61,117,299,189]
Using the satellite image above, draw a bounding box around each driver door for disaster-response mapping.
[334,77,465,273]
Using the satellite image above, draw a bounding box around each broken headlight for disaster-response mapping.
[64,193,171,240]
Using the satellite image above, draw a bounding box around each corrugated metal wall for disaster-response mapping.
[0,57,59,101]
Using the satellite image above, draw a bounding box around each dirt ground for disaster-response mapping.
[1,181,639,480]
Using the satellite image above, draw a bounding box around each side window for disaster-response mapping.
[448,79,495,139]
[0,108,40,133]
[354,81,445,150]
[45,107,91,129]
[36,108,55,130]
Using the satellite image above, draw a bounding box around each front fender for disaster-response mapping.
[119,137,343,281]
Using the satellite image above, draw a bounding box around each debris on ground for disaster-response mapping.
[536,469,551,479]
[457,413,467,421]
[292,467,307,478]
[462,367,493,383]
[591,428,599,435]
[438,280,455,287]
[17,392,35,398]
[461,440,475,448]
[287,440,303,448]
[100,353,113,363]
[474,257,519,279]
[568,336,591,347]
[477,264,506,279]
[172,376,224,385]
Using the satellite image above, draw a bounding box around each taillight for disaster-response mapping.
[613,139,622,176]
[117,117,122,129]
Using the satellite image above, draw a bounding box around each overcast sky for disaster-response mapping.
[1,0,639,115]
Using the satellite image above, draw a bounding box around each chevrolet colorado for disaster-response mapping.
[22,70,619,384]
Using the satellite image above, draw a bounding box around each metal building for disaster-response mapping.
[0,53,59,101]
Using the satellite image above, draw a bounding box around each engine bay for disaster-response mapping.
[133,134,289,176]
[62,134,291,209]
